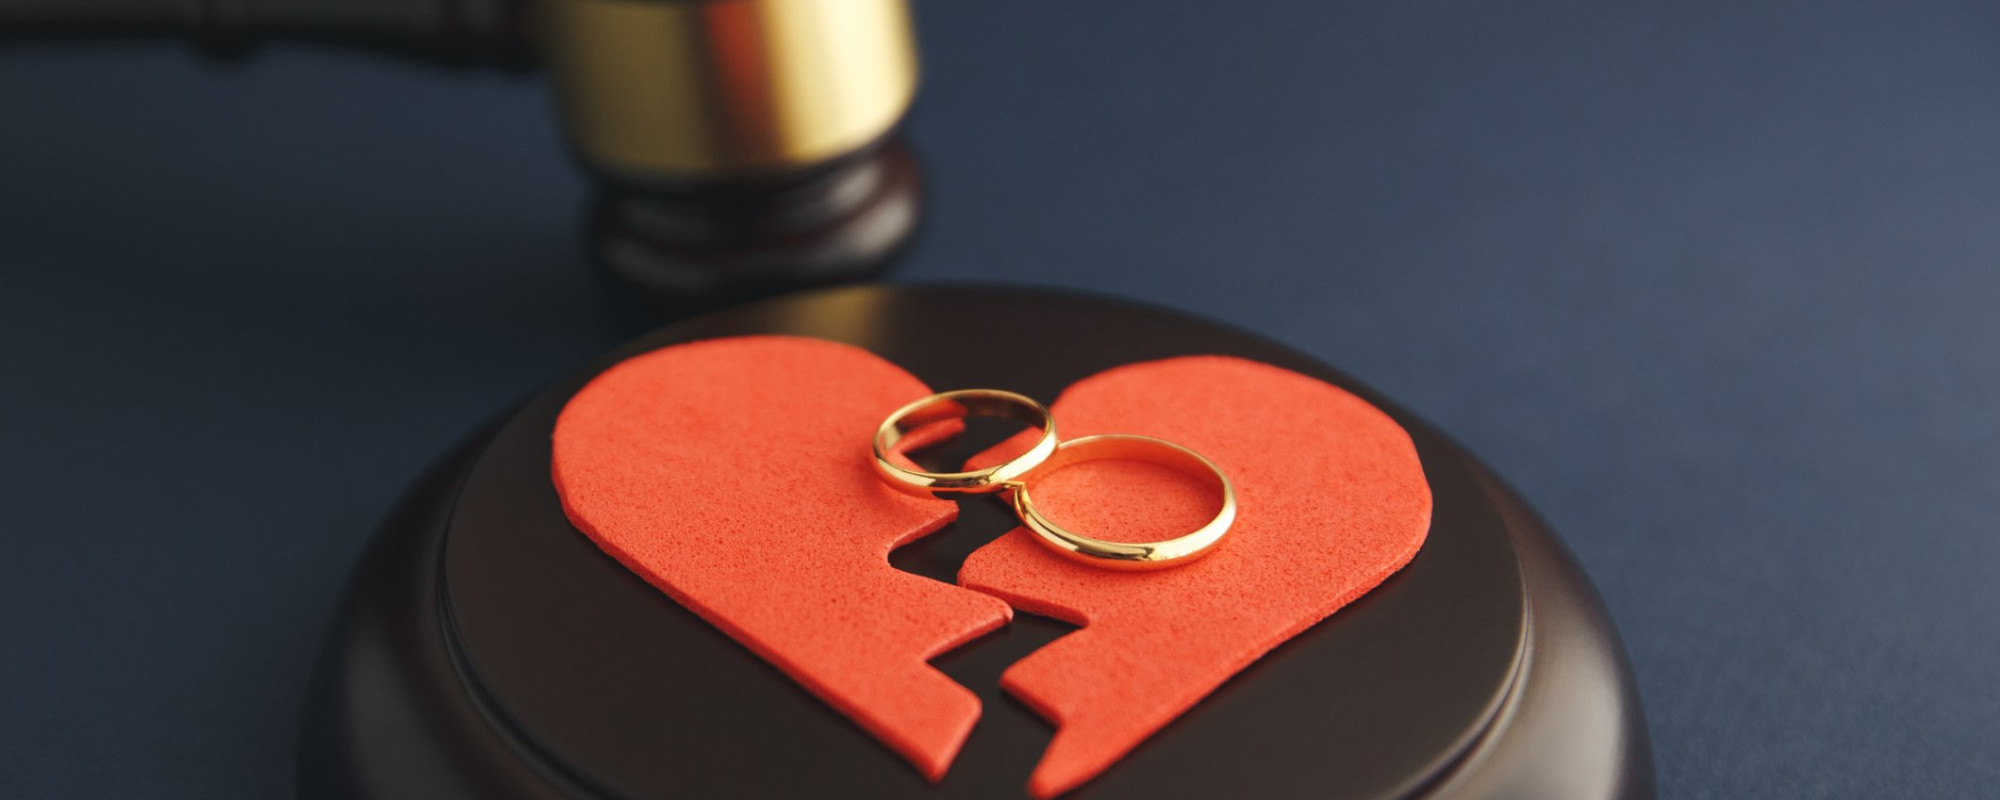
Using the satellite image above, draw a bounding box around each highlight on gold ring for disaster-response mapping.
[872,389,1059,497]
[1009,434,1237,570]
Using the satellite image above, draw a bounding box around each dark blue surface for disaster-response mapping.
[3,3,1997,797]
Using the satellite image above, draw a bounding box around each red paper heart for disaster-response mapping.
[959,356,1432,798]
[552,339,1430,796]
[550,336,1012,780]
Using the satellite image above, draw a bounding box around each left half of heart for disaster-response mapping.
[550,335,1013,781]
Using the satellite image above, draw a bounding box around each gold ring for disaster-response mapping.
[873,389,1059,497]
[1010,434,1237,570]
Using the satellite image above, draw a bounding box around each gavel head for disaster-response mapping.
[537,0,918,185]
[534,0,926,315]
[0,0,923,315]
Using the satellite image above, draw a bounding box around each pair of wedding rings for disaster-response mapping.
[871,390,1236,570]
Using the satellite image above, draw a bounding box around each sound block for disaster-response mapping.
[297,284,1653,799]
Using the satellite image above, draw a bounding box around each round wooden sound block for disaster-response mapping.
[297,285,1652,799]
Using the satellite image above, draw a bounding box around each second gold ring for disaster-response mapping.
[1011,434,1237,570]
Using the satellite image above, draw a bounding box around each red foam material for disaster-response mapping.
[958,356,1432,798]
[550,336,1012,780]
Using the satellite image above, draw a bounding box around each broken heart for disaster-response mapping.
[550,337,1431,796]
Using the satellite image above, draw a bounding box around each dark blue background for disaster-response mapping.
[3,2,1996,797]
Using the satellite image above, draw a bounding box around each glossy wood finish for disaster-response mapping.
[298,285,1651,799]
[588,139,925,322]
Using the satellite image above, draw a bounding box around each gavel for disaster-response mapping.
[1,0,924,313]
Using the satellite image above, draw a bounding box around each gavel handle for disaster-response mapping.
[0,0,533,66]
